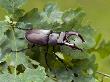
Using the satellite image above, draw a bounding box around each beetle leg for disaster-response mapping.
[16,26,33,31]
[44,32,53,71]
[45,44,51,70]
[64,41,83,51]
[52,46,69,71]
[11,44,36,52]
[65,32,85,43]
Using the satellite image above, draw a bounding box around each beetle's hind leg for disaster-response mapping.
[11,44,36,52]
[52,46,69,71]
[45,45,52,71]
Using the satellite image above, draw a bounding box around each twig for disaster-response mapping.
[96,71,110,78]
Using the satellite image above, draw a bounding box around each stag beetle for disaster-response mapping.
[25,29,85,50]
[7,16,84,70]
[25,29,85,69]
[13,27,85,70]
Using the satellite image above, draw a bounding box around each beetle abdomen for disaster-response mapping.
[26,33,48,45]
[25,29,52,45]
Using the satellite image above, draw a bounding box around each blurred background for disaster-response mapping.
[0,0,110,81]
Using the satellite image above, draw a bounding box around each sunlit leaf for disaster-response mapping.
[0,21,9,42]
[0,73,20,82]
[18,8,43,27]
[44,77,56,82]
[62,8,85,24]
[19,66,46,82]
[43,3,63,24]
[0,66,46,82]
[2,52,29,67]
[0,0,27,13]
[77,26,96,49]
[55,52,64,60]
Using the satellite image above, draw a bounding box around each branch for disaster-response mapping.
[96,71,110,78]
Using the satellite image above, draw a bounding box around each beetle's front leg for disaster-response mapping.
[64,41,83,51]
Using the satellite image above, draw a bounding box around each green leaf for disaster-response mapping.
[0,66,46,82]
[42,3,63,24]
[55,52,64,60]
[54,55,97,82]
[55,69,96,82]
[16,22,29,30]
[0,0,27,13]
[74,77,96,82]
[52,8,85,31]
[0,21,9,42]
[0,21,10,58]
[18,3,63,29]
[19,66,46,82]
[18,8,43,27]
[1,28,28,54]
[55,70,74,82]
[62,8,85,24]
[52,8,86,32]
[14,9,25,19]
[0,73,21,82]
[44,77,56,82]
[95,33,102,49]
[61,46,89,59]
[96,40,110,58]
[2,52,29,67]
[44,3,58,17]
[77,26,96,49]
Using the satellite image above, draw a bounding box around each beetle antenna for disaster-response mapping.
[15,23,33,31]
[16,26,33,31]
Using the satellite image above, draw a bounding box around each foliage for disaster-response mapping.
[0,0,110,82]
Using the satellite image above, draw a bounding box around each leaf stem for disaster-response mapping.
[10,19,18,82]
